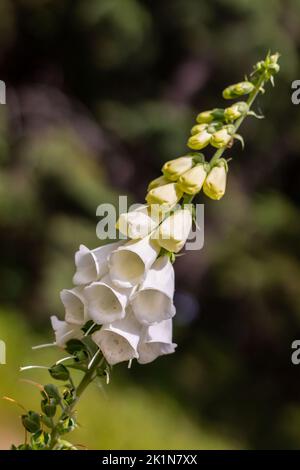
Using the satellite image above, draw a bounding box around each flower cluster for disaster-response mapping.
[146,151,227,202]
[52,238,179,366]
[11,52,280,451]
[53,53,281,366]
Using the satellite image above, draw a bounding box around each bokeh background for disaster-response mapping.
[0,0,300,450]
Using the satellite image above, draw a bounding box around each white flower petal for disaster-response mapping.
[117,204,158,239]
[131,256,175,324]
[60,287,88,325]
[138,319,177,364]
[73,241,123,285]
[50,315,83,348]
[108,235,160,288]
[92,309,141,365]
[84,274,134,324]
[155,209,192,253]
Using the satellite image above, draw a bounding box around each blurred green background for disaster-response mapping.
[0,0,300,450]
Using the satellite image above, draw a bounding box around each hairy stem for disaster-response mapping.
[49,354,103,449]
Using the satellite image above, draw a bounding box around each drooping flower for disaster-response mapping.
[210,127,232,149]
[84,274,134,324]
[73,241,123,285]
[108,235,160,288]
[162,156,194,181]
[177,163,208,195]
[131,256,175,325]
[138,319,177,364]
[154,208,192,253]
[92,308,141,365]
[203,160,227,200]
[145,182,183,209]
[116,204,158,239]
[190,123,209,135]
[187,129,211,150]
[224,101,249,122]
[50,316,83,348]
[147,175,170,191]
[60,287,88,325]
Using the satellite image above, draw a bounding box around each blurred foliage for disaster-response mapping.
[0,312,238,449]
[0,0,300,449]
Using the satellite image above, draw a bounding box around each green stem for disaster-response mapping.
[209,73,266,168]
[49,354,103,450]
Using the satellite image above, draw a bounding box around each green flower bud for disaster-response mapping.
[187,130,211,150]
[22,411,41,434]
[177,163,209,195]
[146,182,183,208]
[203,160,227,200]
[224,102,249,122]
[41,398,57,418]
[147,175,170,191]
[268,54,280,74]
[222,81,255,99]
[210,128,232,149]
[162,156,195,181]
[196,108,225,124]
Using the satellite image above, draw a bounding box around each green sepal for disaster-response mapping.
[49,364,70,381]
[41,415,54,429]
[65,338,86,353]
[57,416,77,435]
[43,384,61,404]
[31,430,51,450]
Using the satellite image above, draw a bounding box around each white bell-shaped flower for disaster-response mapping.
[155,208,192,253]
[116,204,158,240]
[60,287,88,325]
[84,274,134,325]
[73,241,123,285]
[131,256,175,325]
[108,235,160,288]
[92,308,141,365]
[138,319,177,364]
[50,316,83,348]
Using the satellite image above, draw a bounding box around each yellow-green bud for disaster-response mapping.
[222,81,255,99]
[191,123,208,135]
[210,128,232,149]
[268,54,280,74]
[148,175,170,191]
[146,182,183,208]
[203,161,227,200]
[224,102,249,122]
[162,156,195,181]
[196,108,225,124]
[177,163,209,195]
[187,130,211,150]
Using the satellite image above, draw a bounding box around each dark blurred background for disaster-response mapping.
[0,0,300,450]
